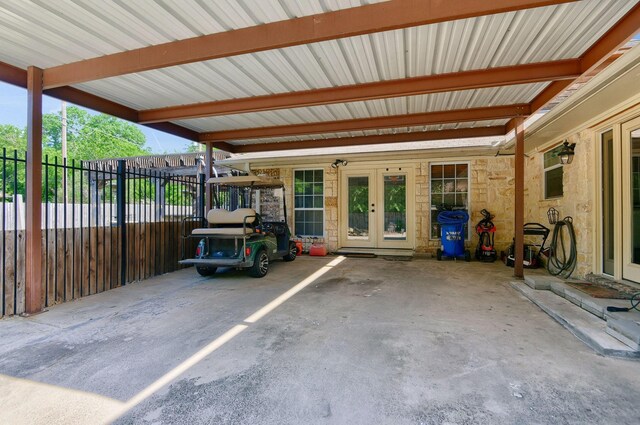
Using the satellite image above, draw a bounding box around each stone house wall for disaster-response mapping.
[416,157,516,255]
[253,156,518,257]
[523,130,594,278]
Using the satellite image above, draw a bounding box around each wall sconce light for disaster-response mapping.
[558,141,576,165]
[331,159,348,168]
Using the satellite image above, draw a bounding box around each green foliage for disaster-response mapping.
[186,143,205,153]
[1,107,151,202]
[0,125,27,197]
[0,124,26,151]
[42,106,149,161]
[384,180,406,213]
[166,183,190,206]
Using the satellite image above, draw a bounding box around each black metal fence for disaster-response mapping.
[1,149,204,317]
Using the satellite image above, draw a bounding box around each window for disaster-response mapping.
[544,145,565,199]
[294,169,324,236]
[430,163,469,239]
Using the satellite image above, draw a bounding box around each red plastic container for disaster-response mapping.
[295,240,304,255]
[309,243,327,256]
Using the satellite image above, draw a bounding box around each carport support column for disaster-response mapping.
[205,141,212,212]
[25,66,43,314]
[514,118,525,278]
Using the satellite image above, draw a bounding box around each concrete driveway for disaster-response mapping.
[1,256,639,424]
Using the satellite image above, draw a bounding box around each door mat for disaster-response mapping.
[564,281,635,299]
[382,256,413,261]
[342,253,377,258]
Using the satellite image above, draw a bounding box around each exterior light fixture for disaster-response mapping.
[558,141,576,165]
[331,159,348,168]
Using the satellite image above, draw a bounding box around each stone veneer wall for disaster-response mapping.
[416,157,516,255]
[523,130,594,278]
[254,157,517,256]
[253,166,339,251]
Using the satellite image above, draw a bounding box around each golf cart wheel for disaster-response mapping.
[464,250,471,262]
[196,266,217,276]
[436,249,442,261]
[249,248,269,278]
[283,241,297,261]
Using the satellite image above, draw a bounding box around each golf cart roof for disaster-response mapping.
[207,174,284,188]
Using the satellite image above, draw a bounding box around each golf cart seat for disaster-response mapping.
[191,208,259,236]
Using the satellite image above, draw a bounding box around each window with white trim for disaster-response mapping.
[294,169,324,236]
[544,145,564,199]
[430,163,469,239]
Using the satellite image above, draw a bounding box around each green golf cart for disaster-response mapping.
[179,174,297,278]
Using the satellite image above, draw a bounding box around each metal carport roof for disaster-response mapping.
[1,0,639,153]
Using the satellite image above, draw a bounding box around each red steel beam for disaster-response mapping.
[580,2,640,74]
[139,60,580,123]
[0,61,26,87]
[42,0,577,88]
[232,126,506,153]
[0,61,199,142]
[25,66,43,315]
[507,2,640,132]
[200,104,530,141]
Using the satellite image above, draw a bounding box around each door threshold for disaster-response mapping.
[335,247,415,257]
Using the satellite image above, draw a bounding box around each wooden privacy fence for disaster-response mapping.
[1,150,203,317]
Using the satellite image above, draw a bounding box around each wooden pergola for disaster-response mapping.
[1,0,639,313]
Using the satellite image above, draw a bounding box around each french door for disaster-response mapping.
[621,117,640,281]
[339,167,414,249]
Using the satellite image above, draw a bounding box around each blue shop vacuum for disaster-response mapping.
[436,210,471,262]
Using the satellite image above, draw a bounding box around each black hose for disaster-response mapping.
[607,293,640,312]
[546,216,577,279]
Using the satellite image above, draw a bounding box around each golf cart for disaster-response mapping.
[179,175,297,277]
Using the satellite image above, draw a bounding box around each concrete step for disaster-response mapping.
[522,275,640,349]
[511,282,639,358]
[606,317,640,351]
[523,274,562,290]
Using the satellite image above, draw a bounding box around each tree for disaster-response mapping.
[42,106,150,161]
[0,124,26,151]
[1,108,152,201]
[0,124,27,197]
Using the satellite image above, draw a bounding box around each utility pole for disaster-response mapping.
[61,101,68,203]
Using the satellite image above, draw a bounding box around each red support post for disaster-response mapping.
[514,118,525,278]
[25,66,43,314]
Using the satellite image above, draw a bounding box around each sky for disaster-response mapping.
[0,81,193,154]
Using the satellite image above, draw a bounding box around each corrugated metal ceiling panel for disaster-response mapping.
[226,119,508,145]
[0,0,384,69]
[70,0,637,112]
[172,83,547,133]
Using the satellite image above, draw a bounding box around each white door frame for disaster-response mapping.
[338,164,415,249]
[339,169,376,248]
[621,116,640,282]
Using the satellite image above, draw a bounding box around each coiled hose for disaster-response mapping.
[546,216,577,279]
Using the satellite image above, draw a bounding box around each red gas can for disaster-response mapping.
[309,242,327,256]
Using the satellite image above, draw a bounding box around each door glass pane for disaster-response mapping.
[383,175,406,241]
[348,176,369,239]
[602,130,614,275]
[631,129,640,264]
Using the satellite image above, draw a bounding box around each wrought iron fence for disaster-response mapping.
[0,149,204,317]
